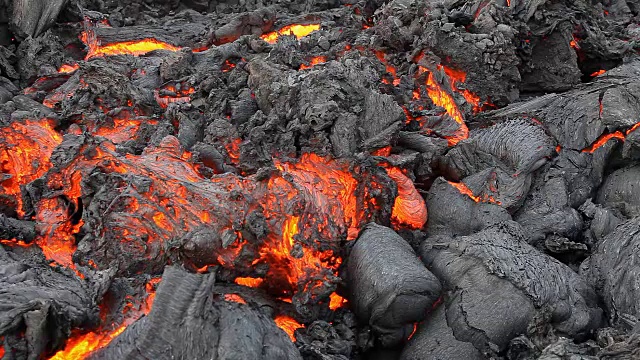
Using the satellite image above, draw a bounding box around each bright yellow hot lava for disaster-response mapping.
[261,24,321,44]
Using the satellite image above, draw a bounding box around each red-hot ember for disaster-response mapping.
[235,277,264,287]
[260,24,321,44]
[155,84,195,108]
[58,63,80,74]
[0,119,63,216]
[274,315,304,341]
[329,292,347,310]
[224,294,247,304]
[591,69,606,77]
[408,323,418,340]
[448,181,500,204]
[300,56,328,70]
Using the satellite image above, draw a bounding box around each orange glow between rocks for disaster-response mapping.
[261,24,321,44]
[591,69,606,77]
[58,63,80,74]
[300,56,328,70]
[274,315,303,341]
[422,67,469,145]
[224,294,247,304]
[448,181,500,204]
[235,277,264,287]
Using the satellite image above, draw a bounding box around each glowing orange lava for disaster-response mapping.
[590,69,606,77]
[260,24,321,44]
[581,131,625,153]
[235,277,264,287]
[81,30,180,60]
[224,294,247,304]
[420,67,469,145]
[300,56,328,70]
[384,167,427,230]
[329,292,347,310]
[274,315,303,341]
[58,63,80,74]
[0,119,63,216]
[408,323,418,340]
[448,181,500,204]
[154,85,195,109]
[50,277,159,359]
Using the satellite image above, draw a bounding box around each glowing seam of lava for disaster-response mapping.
[49,278,160,359]
[448,181,501,204]
[274,315,304,341]
[260,24,321,44]
[421,67,470,145]
[81,30,180,60]
[0,119,63,216]
[299,56,328,70]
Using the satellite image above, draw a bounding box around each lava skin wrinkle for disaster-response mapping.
[1,0,640,359]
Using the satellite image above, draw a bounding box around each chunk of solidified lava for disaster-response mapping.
[408,222,602,358]
[581,218,640,327]
[90,266,302,360]
[596,165,640,218]
[0,246,100,358]
[347,223,441,347]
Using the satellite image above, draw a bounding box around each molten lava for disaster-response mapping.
[581,131,626,153]
[329,292,347,310]
[419,66,469,145]
[448,181,500,204]
[224,294,247,304]
[384,167,427,230]
[591,69,606,77]
[300,56,328,70]
[58,63,80,74]
[260,24,321,44]
[274,315,304,341]
[81,30,180,60]
[154,84,195,108]
[235,277,264,287]
[0,119,63,216]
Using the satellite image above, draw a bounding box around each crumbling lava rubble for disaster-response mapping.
[1,0,640,359]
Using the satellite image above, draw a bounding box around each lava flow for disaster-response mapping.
[81,30,180,60]
[260,24,321,44]
[0,119,63,216]
[274,315,304,341]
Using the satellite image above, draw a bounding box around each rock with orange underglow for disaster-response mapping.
[90,266,302,360]
[425,178,511,237]
[0,246,101,358]
[347,223,441,347]
[442,119,555,210]
[420,221,602,356]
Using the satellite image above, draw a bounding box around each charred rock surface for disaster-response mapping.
[581,218,640,329]
[347,223,441,346]
[418,222,603,357]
